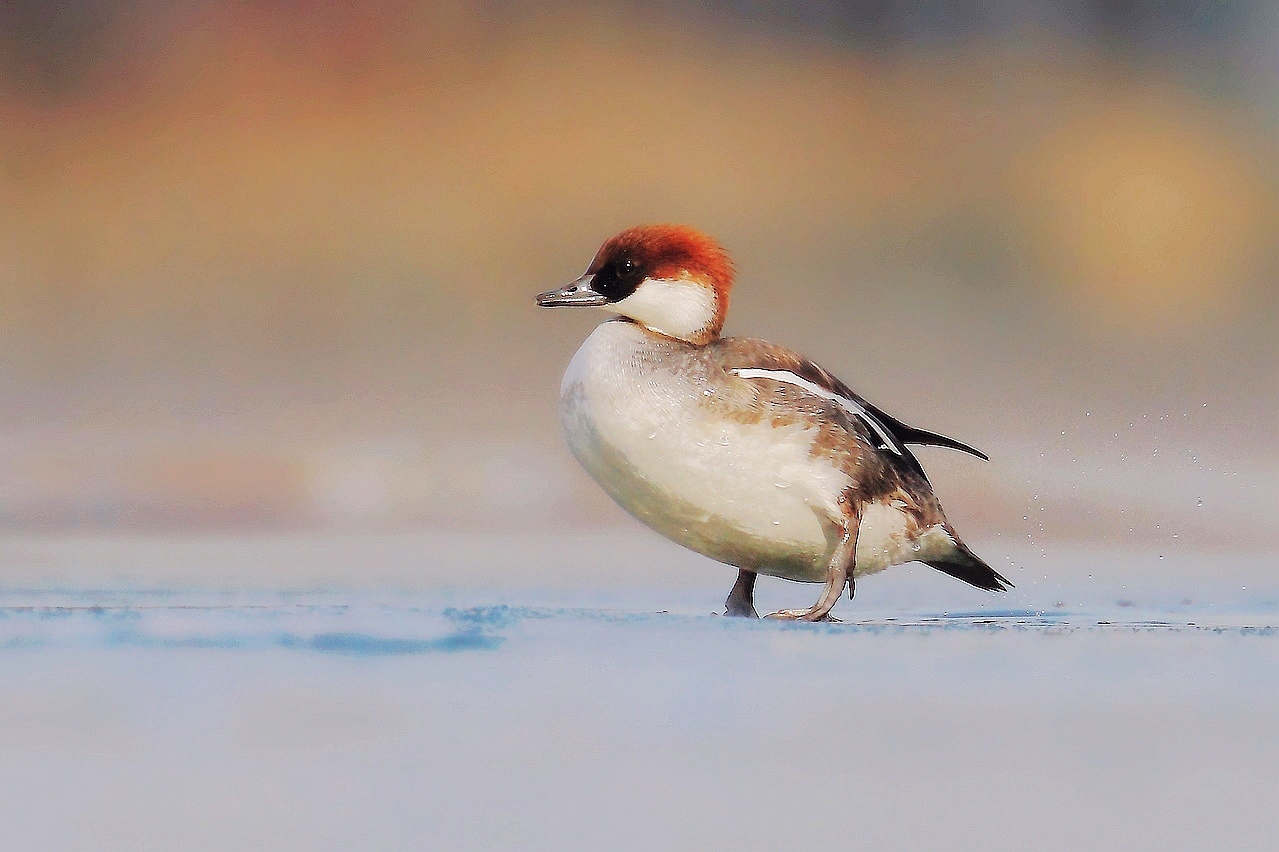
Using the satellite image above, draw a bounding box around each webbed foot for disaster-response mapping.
[762,609,842,623]
[760,507,860,623]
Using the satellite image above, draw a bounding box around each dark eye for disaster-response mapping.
[592,255,644,302]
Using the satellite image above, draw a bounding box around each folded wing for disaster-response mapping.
[719,338,989,464]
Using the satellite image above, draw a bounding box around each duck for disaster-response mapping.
[536,224,1010,620]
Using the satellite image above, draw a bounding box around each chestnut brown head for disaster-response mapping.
[537,225,734,345]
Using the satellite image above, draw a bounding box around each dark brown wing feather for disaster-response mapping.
[713,337,988,466]
[711,336,1009,593]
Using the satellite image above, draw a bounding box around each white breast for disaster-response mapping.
[559,322,850,581]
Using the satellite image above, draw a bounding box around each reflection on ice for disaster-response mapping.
[1,585,1277,850]
[0,593,1275,654]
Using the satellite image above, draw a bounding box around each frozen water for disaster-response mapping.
[1,534,1277,849]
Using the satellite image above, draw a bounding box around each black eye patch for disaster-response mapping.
[591,256,646,303]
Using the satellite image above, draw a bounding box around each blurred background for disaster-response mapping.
[0,0,1274,584]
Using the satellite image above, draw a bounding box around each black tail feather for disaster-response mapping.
[925,547,1012,592]
[857,399,990,461]
[897,426,989,461]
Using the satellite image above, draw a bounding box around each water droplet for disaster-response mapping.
[773,481,790,489]
[1158,555,1164,559]
[718,434,730,446]
[1196,498,1203,507]
[771,520,780,525]
[646,430,658,440]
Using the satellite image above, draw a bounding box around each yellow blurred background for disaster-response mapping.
[0,1,1274,555]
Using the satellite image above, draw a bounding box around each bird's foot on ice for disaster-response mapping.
[763,609,841,623]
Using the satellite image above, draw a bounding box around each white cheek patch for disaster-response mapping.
[603,276,717,342]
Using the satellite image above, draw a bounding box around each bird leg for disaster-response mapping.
[764,509,860,622]
[723,568,758,618]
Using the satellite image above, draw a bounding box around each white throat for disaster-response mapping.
[601,276,718,343]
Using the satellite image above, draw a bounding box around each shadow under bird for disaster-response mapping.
[537,225,1010,620]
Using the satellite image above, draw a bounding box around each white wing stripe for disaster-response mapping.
[730,367,903,455]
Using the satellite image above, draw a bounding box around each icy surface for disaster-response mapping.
[1,535,1277,849]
